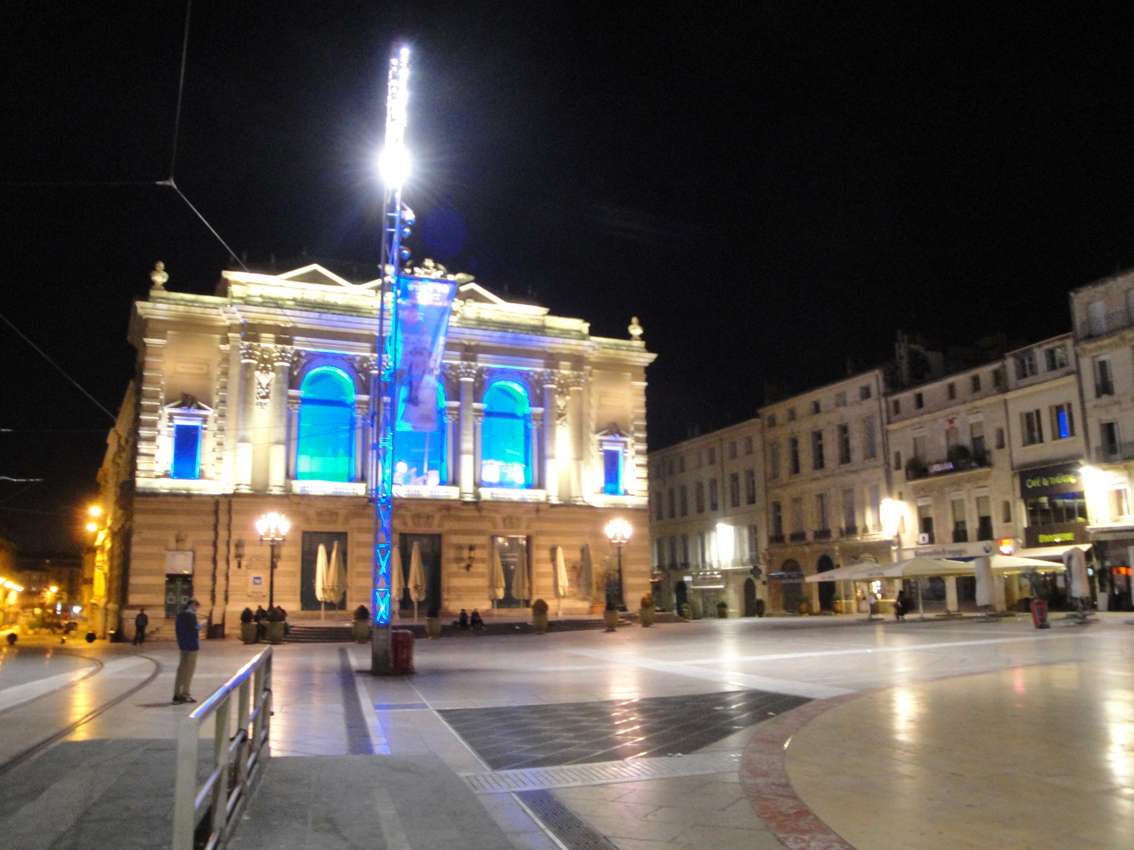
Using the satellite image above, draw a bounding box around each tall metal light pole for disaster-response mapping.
[371,44,412,675]
[605,519,632,611]
[255,512,290,610]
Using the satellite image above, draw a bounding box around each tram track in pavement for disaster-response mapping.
[0,650,162,777]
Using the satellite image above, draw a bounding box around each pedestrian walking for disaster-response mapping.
[132,608,149,646]
[173,598,202,704]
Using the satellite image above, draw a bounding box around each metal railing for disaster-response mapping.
[173,647,273,850]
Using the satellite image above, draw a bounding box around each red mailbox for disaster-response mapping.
[1030,599,1049,629]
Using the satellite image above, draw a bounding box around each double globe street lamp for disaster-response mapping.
[604,518,632,611]
[255,512,290,610]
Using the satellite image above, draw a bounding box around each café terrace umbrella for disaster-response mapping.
[408,542,427,620]
[512,543,530,602]
[490,539,506,605]
[555,546,569,615]
[314,543,330,620]
[578,544,593,601]
[327,541,347,613]
[808,556,970,620]
[390,546,404,614]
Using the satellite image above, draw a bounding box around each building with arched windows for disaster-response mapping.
[92,260,654,635]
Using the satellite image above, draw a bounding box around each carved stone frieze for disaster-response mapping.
[555,393,569,425]
[254,368,273,408]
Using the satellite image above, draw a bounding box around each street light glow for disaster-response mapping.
[256,511,290,540]
[85,522,98,532]
[605,518,632,544]
[378,146,411,189]
[88,505,102,516]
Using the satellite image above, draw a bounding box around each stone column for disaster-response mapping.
[354,398,368,483]
[457,365,477,499]
[542,374,559,502]
[530,409,544,490]
[945,576,959,612]
[235,343,258,492]
[445,404,460,486]
[267,348,292,494]
[287,396,300,479]
[567,378,585,503]
[473,407,485,490]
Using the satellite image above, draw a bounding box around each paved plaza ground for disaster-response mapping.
[1,612,1132,849]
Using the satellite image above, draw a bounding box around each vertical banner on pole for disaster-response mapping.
[394,278,458,432]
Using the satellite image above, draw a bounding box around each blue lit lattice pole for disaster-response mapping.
[371,44,411,675]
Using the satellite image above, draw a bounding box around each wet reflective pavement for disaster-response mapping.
[0,614,1132,849]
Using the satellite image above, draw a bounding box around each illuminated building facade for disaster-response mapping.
[647,418,766,618]
[1072,271,1134,608]
[760,371,891,614]
[95,260,654,634]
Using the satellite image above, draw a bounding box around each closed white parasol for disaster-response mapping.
[408,542,427,620]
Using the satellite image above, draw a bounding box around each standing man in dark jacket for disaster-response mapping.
[173,598,202,704]
[133,608,149,646]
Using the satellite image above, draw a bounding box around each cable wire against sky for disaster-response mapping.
[0,310,117,423]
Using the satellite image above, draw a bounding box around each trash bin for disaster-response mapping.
[1030,599,1049,629]
[391,629,415,675]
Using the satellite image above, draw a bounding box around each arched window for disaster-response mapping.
[296,368,355,481]
[481,381,532,488]
[394,385,447,486]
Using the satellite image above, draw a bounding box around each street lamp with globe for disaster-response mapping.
[255,512,290,610]
[604,518,632,611]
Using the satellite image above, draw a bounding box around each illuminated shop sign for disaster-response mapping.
[1020,463,1082,499]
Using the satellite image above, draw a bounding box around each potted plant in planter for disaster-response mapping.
[352,605,371,643]
[240,607,258,644]
[832,594,843,614]
[265,607,285,645]
[716,600,729,619]
[639,593,656,627]
[798,598,811,616]
[755,598,766,618]
[531,598,549,634]
[425,605,442,639]
[680,603,692,620]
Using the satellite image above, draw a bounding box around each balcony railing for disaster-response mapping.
[1094,442,1134,463]
[814,528,832,540]
[952,528,968,543]
[906,449,991,481]
[789,531,807,542]
[769,533,785,544]
[840,525,858,537]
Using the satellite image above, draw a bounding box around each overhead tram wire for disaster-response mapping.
[5,0,247,273]
[0,310,117,424]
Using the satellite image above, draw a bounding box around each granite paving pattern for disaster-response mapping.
[439,689,810,770]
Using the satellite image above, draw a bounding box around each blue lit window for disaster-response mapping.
[603,446,624,495]
[394,386,447,486]
[296,368,355,481]
[480,382,531,488]
[171,422,202,479]
[1056,407,1072,440]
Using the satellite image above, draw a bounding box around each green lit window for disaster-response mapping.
[480,382,531,488]
[296,368,355,481]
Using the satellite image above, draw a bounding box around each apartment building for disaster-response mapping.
[761,370,890,613]
[1071,271,1134,607]
[649,419,764,617]
[1004,334,1089,552]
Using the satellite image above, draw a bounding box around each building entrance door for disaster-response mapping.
[400,534,442,615]
[164,575,193,619]
[817,555,836,611]
[495,536,530,608]
[301,532,348,612]
[674,580,688,615]
[743,578,757,617]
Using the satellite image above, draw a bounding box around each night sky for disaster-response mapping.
[4,1,1134,553]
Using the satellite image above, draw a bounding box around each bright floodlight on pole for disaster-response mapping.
[372,42,412,675]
